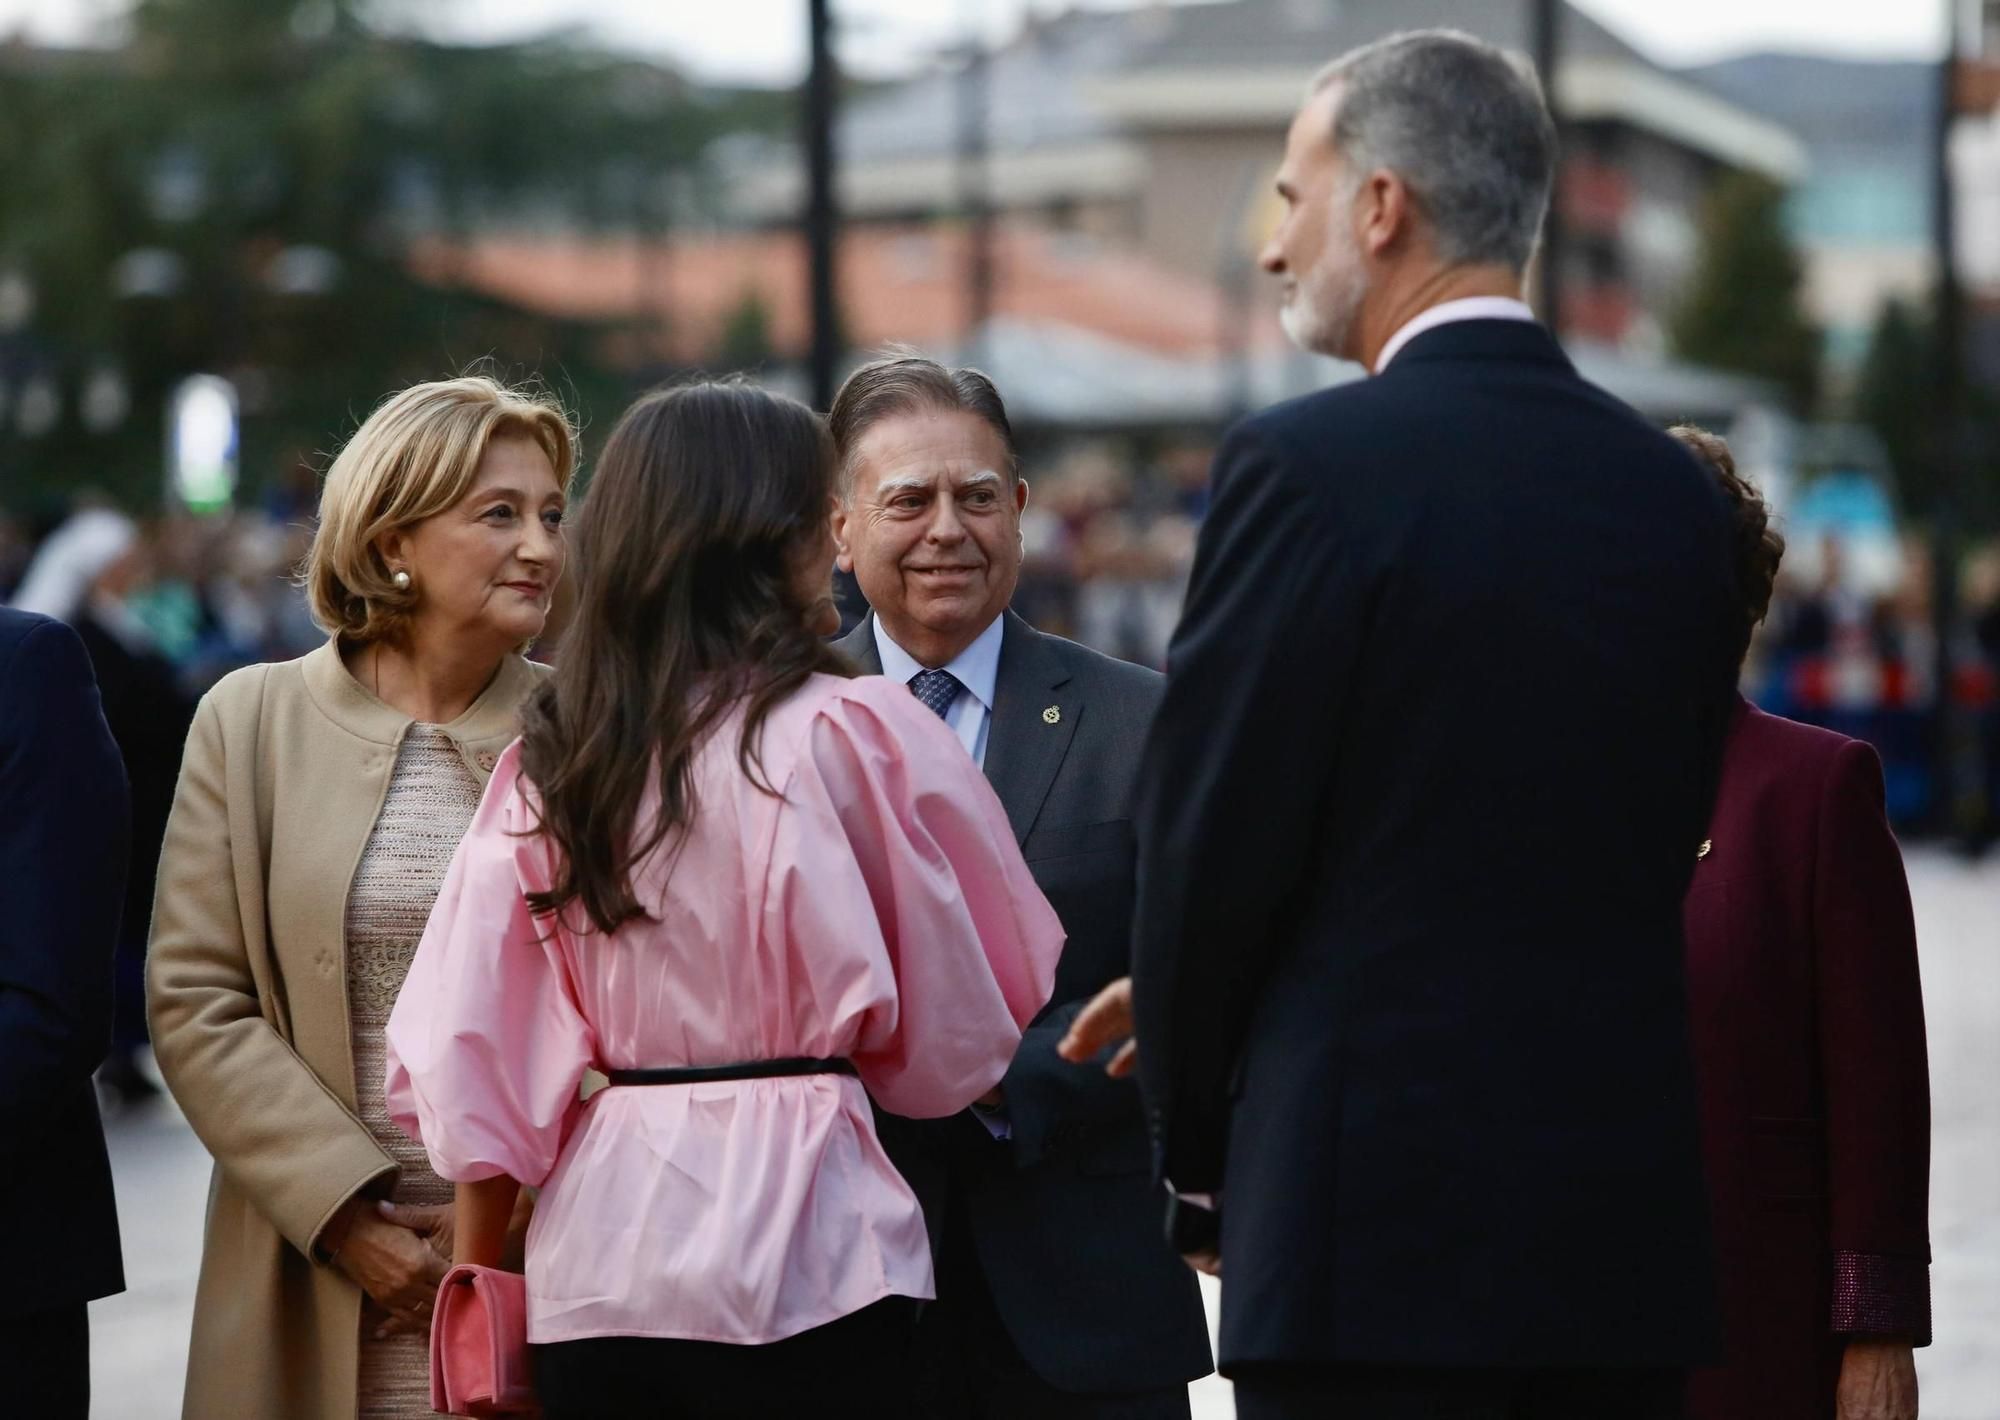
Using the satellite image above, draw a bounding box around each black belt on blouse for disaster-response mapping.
[602,1057,858,1087]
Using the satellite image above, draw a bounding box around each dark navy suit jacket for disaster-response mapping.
[1133,319,1740,1370]
[0,608,129,1316]
[1684,699,1931,1420]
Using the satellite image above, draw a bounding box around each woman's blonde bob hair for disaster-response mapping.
[304,375,578,645]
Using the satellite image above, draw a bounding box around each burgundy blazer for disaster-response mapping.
[1684,698,1931,1420]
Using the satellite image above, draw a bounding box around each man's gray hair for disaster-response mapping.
[1312,29,1556,273]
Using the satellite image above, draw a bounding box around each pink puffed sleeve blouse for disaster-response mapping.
[384,673,1062,1344]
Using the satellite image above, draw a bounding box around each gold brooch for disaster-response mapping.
[1696,839,1712,861]
[1042,705,1061,725]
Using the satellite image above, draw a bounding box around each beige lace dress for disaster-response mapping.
[346,724,485,1419]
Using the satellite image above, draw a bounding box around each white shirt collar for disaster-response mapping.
[1373,296,1538,374]
[872,612,1006,713]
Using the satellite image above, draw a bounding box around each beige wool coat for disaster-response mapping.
[146,641,545,1420]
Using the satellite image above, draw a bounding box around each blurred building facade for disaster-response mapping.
[727,0,1805,357]
[1958,0,2000,384]
[408,0,1800,430]
[1686,55,1936,380]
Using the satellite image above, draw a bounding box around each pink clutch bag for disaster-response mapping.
[429,1264,541,1417]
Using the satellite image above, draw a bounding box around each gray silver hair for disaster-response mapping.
[1312,29,1556,273]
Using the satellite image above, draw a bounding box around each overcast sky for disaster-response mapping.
[0,0,1955,81]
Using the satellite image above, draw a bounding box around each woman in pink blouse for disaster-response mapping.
[384,381,1062,1418]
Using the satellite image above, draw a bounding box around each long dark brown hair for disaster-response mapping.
[518,380,850,934]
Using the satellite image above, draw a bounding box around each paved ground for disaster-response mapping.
[89,846,1996,1419]
[1910,847,2000,1419]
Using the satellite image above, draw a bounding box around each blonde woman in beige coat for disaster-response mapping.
[146,375,573,1420]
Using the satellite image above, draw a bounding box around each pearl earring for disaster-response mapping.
[392,570,412,591]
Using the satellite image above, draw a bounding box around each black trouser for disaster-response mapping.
[911,1188,1192,1420]
[1232,1364,1686,1420]
[0,1304,89,1420]
[532,1297,918,1420]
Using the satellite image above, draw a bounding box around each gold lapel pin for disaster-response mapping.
[1696,839,1712,861]
[1042,705,1061,725]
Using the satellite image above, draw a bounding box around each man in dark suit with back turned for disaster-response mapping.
[830,353,1212,1419]
[0,607,131,1417]
[1123,29,1740,1420]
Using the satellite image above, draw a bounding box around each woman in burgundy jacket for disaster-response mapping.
[1672,426,1931,1420]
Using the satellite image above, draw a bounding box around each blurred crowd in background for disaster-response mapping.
[11,424,2000,859]
[1747,529,2000,833]
[1,492,321,692]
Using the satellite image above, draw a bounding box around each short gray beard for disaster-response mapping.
[1279,190,1370,360]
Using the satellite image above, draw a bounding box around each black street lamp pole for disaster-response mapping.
[1531,0,1564,340]
[957,10,994,366]
[804,0,840,410]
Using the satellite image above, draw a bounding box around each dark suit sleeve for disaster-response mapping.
[0,620,131,1133]
[1131,421,1360,1191]
[1814,739,1932,1343]
[999,999,1145,1168]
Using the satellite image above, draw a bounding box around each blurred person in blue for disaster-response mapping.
[830,353,1213,1419]
[11,507,197,1104]
[146,375,573,1420]
[1119,28,1738,1420]
[0,605,131,1418]
[122,511,325,689]
[1670,425,1929,1420]
[203,513,327,665]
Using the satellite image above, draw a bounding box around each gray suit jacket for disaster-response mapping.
[838,610,1211,1394]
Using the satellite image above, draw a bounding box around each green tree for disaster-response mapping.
[716,289,775,372]
[1854,296,1932,505]
[0,0,786,507]
[1852,291,2000,531]
[1669,172,1822,410]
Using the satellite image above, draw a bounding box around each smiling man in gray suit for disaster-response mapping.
[830,353,1211,1419]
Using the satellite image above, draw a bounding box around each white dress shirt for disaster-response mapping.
[872,612,1005,770]
[1374,295,1538,374]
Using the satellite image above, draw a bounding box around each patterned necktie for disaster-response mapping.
[908,668,963,721]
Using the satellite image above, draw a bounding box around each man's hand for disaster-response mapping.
[1059,977,1137,1077]
[330,1203,450,1339]
[1837,1340,1918,1420]
[1063,980,1218,1274]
